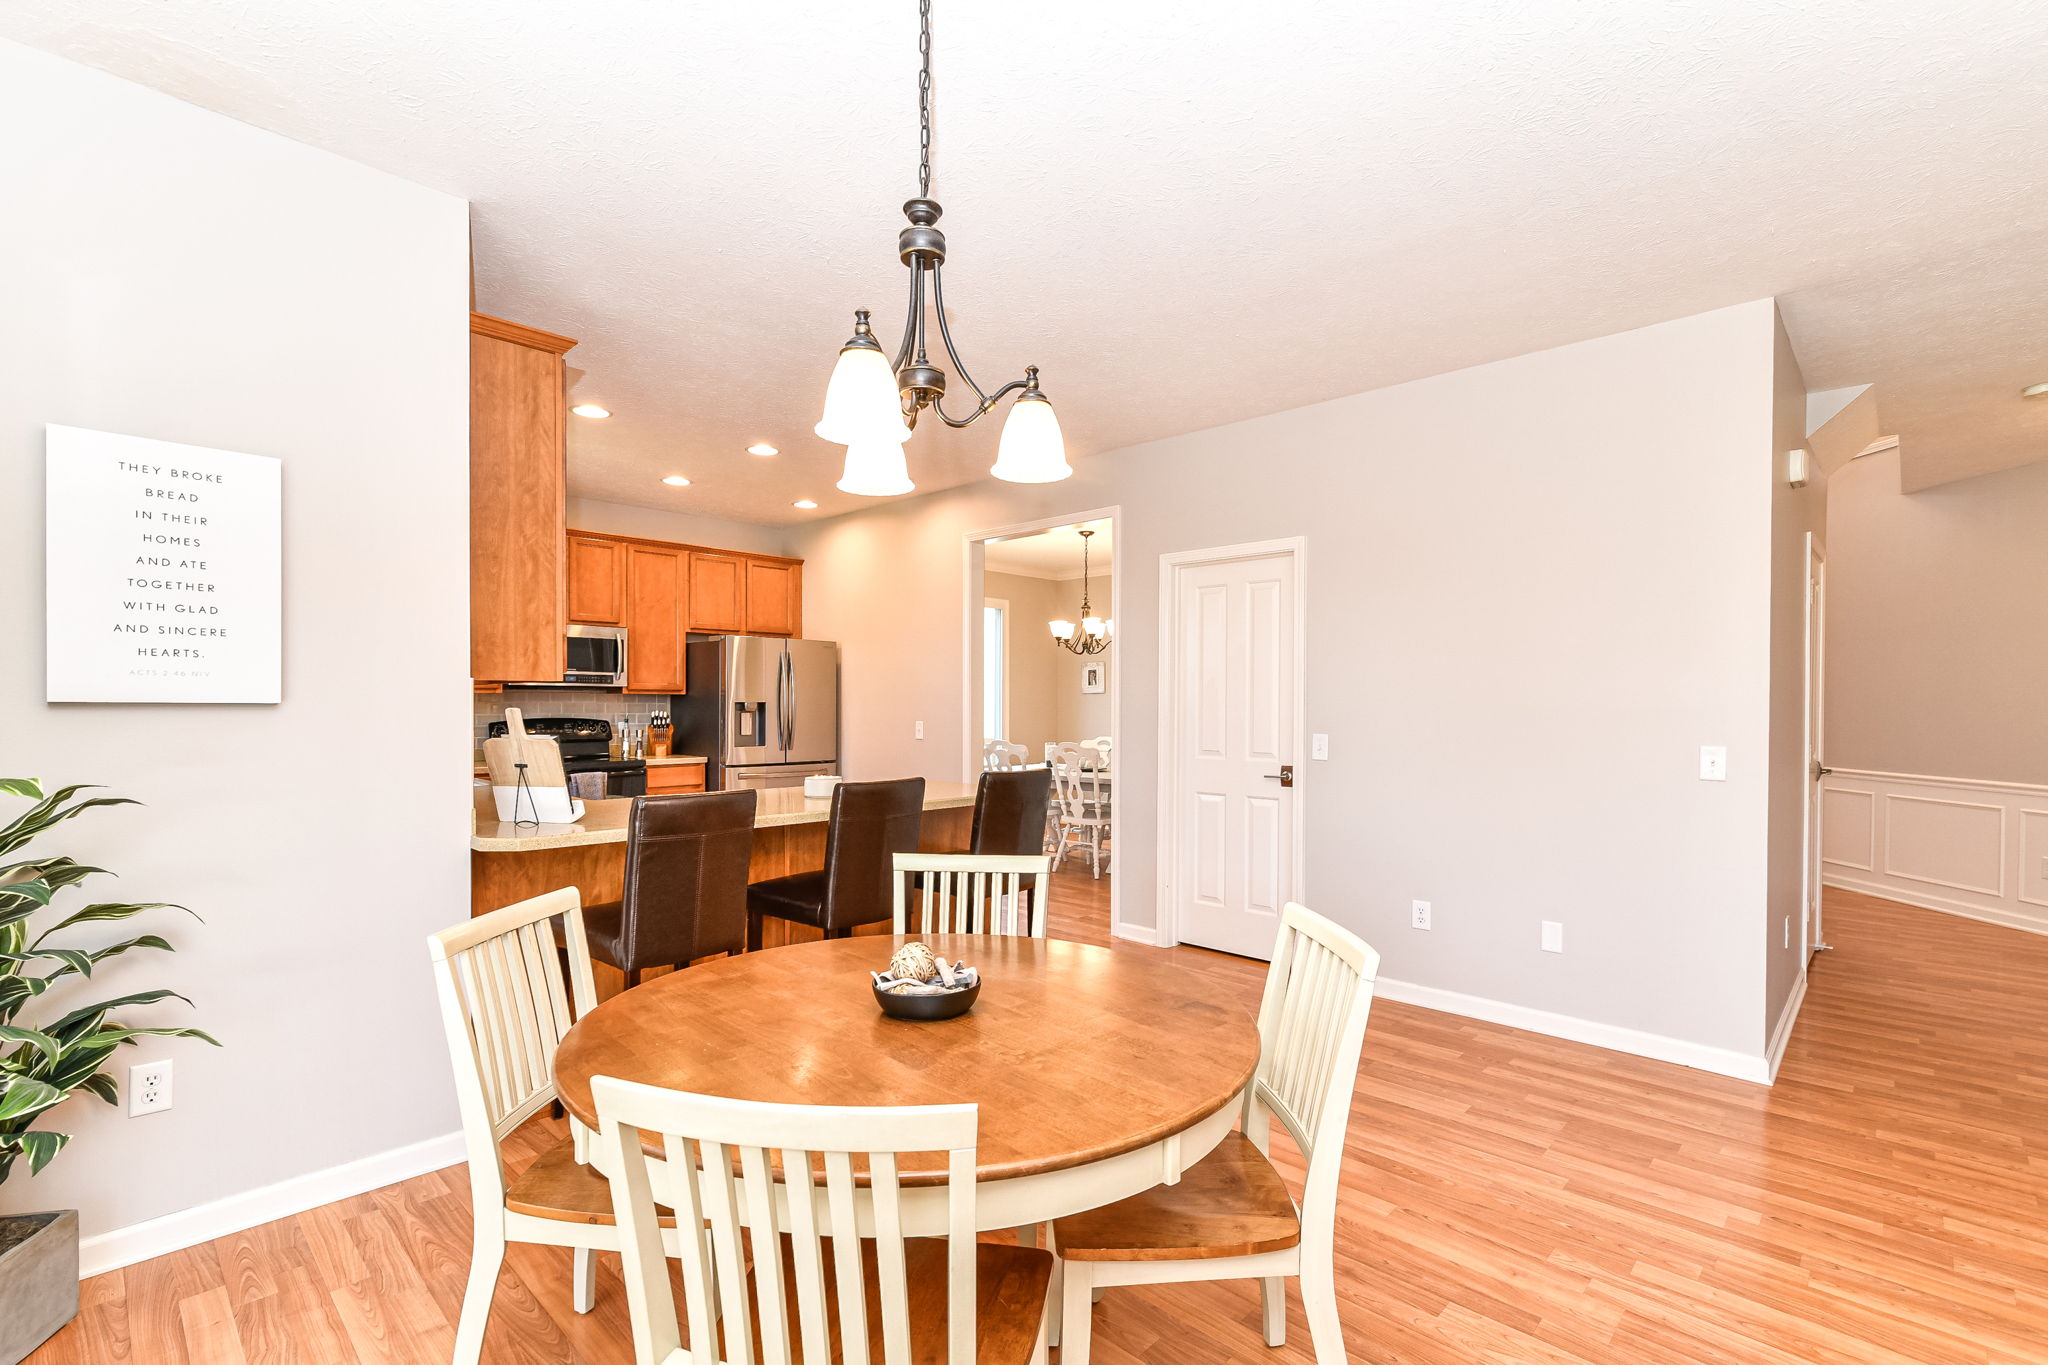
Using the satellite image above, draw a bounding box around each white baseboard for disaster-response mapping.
[1110,919,1160,946]
[79,1130,464,1278]
[1374,977,1772,1085]
[1765,972,1809,1083]
[1823,873,2048,937]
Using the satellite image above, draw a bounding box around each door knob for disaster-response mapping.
[1263,765,1295,788]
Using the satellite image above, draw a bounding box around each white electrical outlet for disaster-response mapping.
[1410,899,1431,930]
[1311,733,1330,760]
[129,1059,173,1116]
[914,720,924,740]
[1699,745,1728,781]
[1541,920,1564,953]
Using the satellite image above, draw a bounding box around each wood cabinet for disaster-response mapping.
[470,313,576,683]
[624,544,686,692]
[743,559,801,637]
[556,529,804,692]
[688,551,747,634]
[566,535,626,624]
[645,763,707,795]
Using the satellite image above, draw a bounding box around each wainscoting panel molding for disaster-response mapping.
[1823,770,2048,935]
[1820,787,1876,870]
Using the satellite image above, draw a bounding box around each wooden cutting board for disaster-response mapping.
[481,707,566,788]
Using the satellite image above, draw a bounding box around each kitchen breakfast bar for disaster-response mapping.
[470,781,976,980]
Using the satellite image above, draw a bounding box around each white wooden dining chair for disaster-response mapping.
[892,852,1055,936]
[428,887,673,1365]
[1048,744,1111,879]
[593,1080,1054,1365]
[982,739,1029,771]
[1049,902,1380,1365]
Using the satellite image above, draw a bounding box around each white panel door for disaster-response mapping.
[1172,550,1298,958]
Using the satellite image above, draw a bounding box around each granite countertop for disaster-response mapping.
[471,780,979,853]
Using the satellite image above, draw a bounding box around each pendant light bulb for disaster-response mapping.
[817,320,912,446]
[837,440,915,497]
[991,387,1072,484]
[1049,618,1076,641]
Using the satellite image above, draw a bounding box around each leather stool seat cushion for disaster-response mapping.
[745,871,830,926]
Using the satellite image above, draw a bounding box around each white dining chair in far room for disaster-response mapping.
[427,887,674,1365]
[983,738,1030,771]
[1048,744,1112,879]
[594,1082,1054,1365]
[892,851,1056,936]
[1049,902,1381,1365]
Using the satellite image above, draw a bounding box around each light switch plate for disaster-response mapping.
[1699,745,1728,781]
[1541,921,1564,953]
[1311,733,1330,760]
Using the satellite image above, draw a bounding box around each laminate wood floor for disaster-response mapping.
[31,879,2048,1363]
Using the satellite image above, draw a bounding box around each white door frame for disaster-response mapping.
[962,505,1122,929]
[1155,537,1308,950]
[1801,533,1829,961]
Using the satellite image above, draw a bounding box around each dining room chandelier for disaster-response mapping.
[816,0,1072,497]
[1049,529,1111,654]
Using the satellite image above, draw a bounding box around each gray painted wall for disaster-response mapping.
[788,300,1788,1061]
[0,42,471,1237]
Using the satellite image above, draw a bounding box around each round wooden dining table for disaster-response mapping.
[553,934,1261,1233]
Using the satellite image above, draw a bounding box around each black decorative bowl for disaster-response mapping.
[872,978,981,1021]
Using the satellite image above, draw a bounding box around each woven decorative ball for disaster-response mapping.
[888,941,940,983]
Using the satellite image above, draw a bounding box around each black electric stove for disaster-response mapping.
[484,717,647,797]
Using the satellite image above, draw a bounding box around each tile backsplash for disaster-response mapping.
[472,689,680,753]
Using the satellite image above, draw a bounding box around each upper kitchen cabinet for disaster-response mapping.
[566,533,626,624]
[744,558,802,637]
[471,312,575,683]
[624,543,686,691]
[687,551,746,633]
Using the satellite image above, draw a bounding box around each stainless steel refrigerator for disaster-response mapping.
[680,636,840,791]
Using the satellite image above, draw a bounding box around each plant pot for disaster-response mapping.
[0,1210,79,1365]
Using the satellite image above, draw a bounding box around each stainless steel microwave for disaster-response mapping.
[560,624,627,686]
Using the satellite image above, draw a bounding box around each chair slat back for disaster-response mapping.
[891,853,1054,936]
[1245,903,1379,1244]
[1047,743,1106,820]
[428,888,596,1201]
[594,1080,980,1365]
[981,739,1028,771]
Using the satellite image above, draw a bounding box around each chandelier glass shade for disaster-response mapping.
[818,0,1071,495]
[1050,528,1111,655]
[836,438,915,497]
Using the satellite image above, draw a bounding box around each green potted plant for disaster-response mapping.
[0,779,216,1365]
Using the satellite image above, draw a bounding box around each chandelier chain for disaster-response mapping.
[917,0,933,199]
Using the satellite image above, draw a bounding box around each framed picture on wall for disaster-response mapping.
[1081,662,1106,694]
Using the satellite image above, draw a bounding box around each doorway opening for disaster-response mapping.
[964,506,1122,939]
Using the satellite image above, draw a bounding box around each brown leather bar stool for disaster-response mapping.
[579,789,758,987]
[969,766,1052,855]
[747,777,924,950]
[968,765,1053,915]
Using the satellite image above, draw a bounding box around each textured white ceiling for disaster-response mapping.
[984,520,1110,579]
[8,0,2048,517]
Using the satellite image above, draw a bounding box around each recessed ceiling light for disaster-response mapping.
[662,475,691,487]
[2024,383,2048,400]
[747,443,780,456]
[571,404,612,419]
[792,499,819,510]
